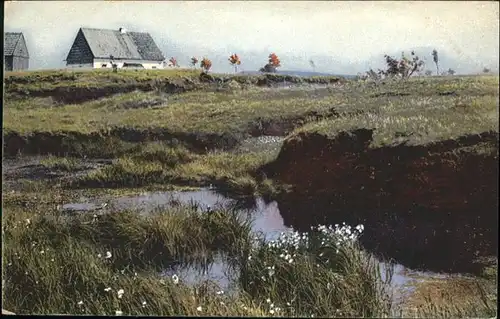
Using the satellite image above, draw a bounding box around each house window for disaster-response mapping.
[101,64,107,68]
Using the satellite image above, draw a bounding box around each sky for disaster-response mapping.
[4,1,499,74]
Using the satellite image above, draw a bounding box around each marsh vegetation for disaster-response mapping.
[2,69,498,316]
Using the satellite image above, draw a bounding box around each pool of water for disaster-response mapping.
[60,188,449,298]
[237,136,285,154]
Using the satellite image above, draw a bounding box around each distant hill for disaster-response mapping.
[240,70,357,79]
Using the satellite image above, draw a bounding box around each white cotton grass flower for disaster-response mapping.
[266,266,276,277]
[104,287,112,292]
[97,253,102,258]
[239,303,245,308]
[77,300,83,306]
[115,310,123,315]
[105,251,112,259]
[216,290,224,295]
[172,274,179,285]
[142,301,147,308]
[117,289,124,299]
[196,306,202,312]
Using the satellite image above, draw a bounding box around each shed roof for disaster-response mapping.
[80,28,165,61]
[4,32,23,56]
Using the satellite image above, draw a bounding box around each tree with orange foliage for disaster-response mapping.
[228,53,242,73]
[200,58,212,73]
[191,57,199,69]
[168,57,179,67]
[268,53,281,68]
[260,53,281,73]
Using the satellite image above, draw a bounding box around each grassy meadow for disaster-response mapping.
[2,68,498,316]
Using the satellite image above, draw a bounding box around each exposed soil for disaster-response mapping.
[265,129,498,212]
[4,75,348,158]
[5,73,343,105]
[2,156,112,191]
[2,130,243,158]
[247,107,343,137]
[262,130,499,273]
[7,79,195,105]
[3,107,352,158]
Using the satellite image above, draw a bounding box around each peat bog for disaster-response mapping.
[2,69,498,317]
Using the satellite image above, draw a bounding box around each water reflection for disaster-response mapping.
[107,189,289,241]
[61,188,453,296]
[274,193,497,274]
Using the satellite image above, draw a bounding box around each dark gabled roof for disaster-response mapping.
[79,28,165,61]
[4,32,23,56]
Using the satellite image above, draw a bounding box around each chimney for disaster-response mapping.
[119,27,127,34]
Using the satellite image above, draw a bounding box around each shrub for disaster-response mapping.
[168,57,179,68]
[190,57,199,69]
[378,51,424,80]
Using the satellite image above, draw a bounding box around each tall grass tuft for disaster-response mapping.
[2,204,254,314]
[237,224,395,317]
[40,156,82,172]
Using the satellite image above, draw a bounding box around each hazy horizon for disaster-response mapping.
[4,1,499,74]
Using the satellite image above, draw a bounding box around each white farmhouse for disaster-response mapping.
[65,27,165,69]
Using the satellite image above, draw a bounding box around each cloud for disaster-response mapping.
[4,1,499,74]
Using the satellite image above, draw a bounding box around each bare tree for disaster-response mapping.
[432,49,439,75]
[309,59,316,73]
